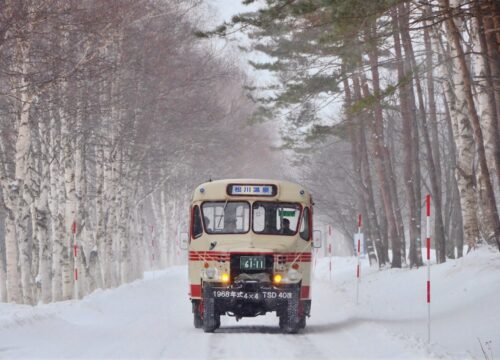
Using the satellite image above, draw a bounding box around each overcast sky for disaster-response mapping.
[200,0,273,86]
[205,0,261,23]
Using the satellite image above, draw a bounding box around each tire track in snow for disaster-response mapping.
[204,322,327,359]
[282,331,328,359]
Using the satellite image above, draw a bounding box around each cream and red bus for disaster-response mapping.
[185,179,320,333]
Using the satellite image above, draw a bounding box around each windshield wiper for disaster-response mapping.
[216,198,229,229]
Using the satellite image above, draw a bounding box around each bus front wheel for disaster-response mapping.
[192,300,203,329]
[280,286,301,334]
[202,283,219,333]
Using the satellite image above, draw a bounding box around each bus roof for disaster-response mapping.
[192,179,312,204]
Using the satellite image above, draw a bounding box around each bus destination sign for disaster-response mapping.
[228,184,277,196]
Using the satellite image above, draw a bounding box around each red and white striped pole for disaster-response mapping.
[426,195,431,344]
[328,243,332,281]
[151,225,155,263]
[356,214,362,305]
[151,225,156,277]
[328,225,333,282]
[72,221,78,300]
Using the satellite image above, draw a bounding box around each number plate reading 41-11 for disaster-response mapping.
[240,256,265,270]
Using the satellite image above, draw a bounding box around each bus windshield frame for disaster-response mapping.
[201,201,251,234]
[252,201,302,236]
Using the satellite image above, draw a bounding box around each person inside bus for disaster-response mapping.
[281,218,294,235]
[204,216,212,232]
[224,215,237,232]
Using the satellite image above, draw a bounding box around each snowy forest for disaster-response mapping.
[0,0,284,305]
[0,0,499,307]
[210,0,500,268]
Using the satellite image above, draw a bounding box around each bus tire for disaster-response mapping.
[281,286,300,334]
[278,314,285,329]
[193,300,203,329]
[298,315,306,329]
[202,283,218,333]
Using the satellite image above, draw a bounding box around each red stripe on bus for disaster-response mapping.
[189,251,311,262]
[190,285,201,297]
[189,251,310,256]
[300,286,310,299]
[188,252,231,256]
[227,251,274,255]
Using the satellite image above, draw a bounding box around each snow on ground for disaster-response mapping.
[314,247,500,359]
[0,247,499,359]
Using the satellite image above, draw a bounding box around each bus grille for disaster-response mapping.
[230,253,274,283]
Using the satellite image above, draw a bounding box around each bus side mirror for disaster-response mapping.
[312,230,322,248]
[179,232,189,250]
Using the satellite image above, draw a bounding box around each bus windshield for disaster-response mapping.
[252,202,301,235]
[202,201,250,234]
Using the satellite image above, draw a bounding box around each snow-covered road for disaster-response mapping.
[1,248,499,359]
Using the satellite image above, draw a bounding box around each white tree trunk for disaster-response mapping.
[117,149,131,284]
[15,96,34,305]
[149,175,161,270]
[159,187,169,268]
[49,114,64,302]
[30,145,40,303]
[169,199,179,266]
[471,14,498,241]
[0,237,7,302]
[134,201,146,277]
[90,143,105,292]
[74,107,87,298]
[1,134,21,304]
[4,208,21,303]
[35,119,52,303]
[471,13,498,180]
[436,18,480,249]
[60,102,74,300]
[103,141,117,288]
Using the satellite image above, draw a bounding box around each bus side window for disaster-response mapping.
[192,206,203,239]
[300,207,310,241]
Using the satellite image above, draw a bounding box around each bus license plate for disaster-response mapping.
[240,256,265,270]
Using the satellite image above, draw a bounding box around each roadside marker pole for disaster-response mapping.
[178,223,182,261]
[72,221,78,300]
[314,230,320,273]
[328,243,332,282]
[356,214,361,305]
[328,226,332,282]
[314,244,318,272]
[151,225,156,279]
[426,195,431,344]
[151,225,156,264]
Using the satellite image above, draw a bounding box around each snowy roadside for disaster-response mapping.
[0,249,498,359]
[313,246,500,359]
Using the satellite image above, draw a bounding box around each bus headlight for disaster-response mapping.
[221,272,230,283]
[206,267,216,279]
[287,269,301,282]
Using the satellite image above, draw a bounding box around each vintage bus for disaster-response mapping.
[185,179,320,333]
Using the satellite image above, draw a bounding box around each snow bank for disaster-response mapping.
[0,249,498,359]
[314,246,500,359]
